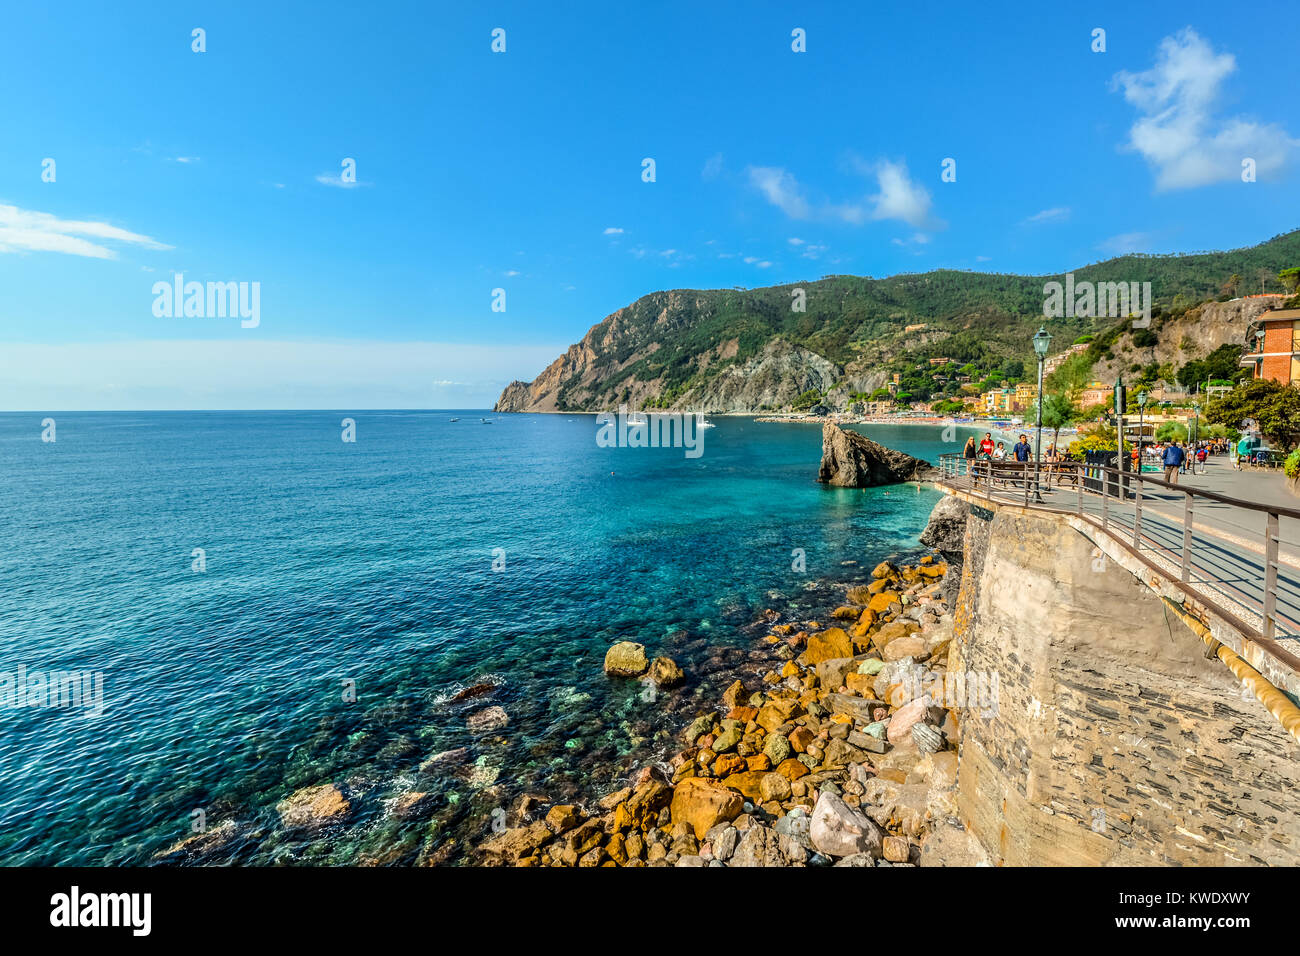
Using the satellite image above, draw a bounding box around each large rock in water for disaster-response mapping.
[818,423,934,487]
[604,641,649,676]
[919,493,967,558]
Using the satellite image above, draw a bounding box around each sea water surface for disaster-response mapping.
[0,412,962,865]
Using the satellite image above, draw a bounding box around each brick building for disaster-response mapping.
[1241,309,1299,385]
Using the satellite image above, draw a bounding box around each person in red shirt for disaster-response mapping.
[979,433,994,457]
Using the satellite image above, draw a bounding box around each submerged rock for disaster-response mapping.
[648,656,685,687]
[466,706,509,733]
[818,423,935,488]
[603,641,649,677]
[276,784,351,831]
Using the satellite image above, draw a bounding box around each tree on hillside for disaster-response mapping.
[1040,392,1080,450]
[1204,379,1300,448]
[1222,273,1242,297]
[1280,267,1300,295]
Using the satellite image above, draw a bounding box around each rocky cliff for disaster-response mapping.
[1091,296,1284,383]
[817,423,935,487]
[493,230,1300,414]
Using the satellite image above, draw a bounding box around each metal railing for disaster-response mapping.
[936,452,1300,668]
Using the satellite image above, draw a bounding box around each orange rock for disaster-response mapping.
[776,758,809,781]
[721,770,770,801]
[867,591,902,614]
[780,660,800,679]
[788,727,815,752]
[727,706,758,723]
[713,754,746,776]
[844,673,876,696]
[747,754,772,771]
[755,697,804,732]
[803,627,853,665]
[669,777,744,840]
[831,605,859,620]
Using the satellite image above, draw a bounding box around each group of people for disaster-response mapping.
[1128,440,1214,483]
[961,430,1233,490]
[964,432,1033,463]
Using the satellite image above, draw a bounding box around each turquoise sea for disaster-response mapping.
[0,412,961,865]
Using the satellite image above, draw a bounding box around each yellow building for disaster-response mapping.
[1013,382,1038,411]
[983,388,1014,415]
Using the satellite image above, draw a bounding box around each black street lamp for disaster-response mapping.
[1032,325,1051,500]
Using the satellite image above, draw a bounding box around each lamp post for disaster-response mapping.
[1138,390,1149,473]
[1032,325,1051,501]
[1255,329,1266,380]
[1137,390,1148,469]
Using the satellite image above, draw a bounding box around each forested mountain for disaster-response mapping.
[495,229,1300,413]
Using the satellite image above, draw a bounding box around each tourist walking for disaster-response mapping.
[979,432,994,457]
[962,436,978,483]
[1194,443,1208,475]
[1044,442,1060,489]
[1162,441,1185,485]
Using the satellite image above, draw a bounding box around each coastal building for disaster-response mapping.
[928,356,952,366]
[904,323,928,333]
[1043,342,1090,375]
[1241,309,1300,385]
[1013,381,1038,411]
[983,388,1014,415]
[1078,381,1112,409]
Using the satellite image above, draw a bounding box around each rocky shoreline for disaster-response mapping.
[474,521,989,867]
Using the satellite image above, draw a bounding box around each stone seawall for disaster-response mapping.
[950,501,1300,866]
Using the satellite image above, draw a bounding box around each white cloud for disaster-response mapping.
[702,153,725,180]
[315,173,370,188]
[1025,207,1070,224]
[756,261,773,269]
[603,226,624,235]
[505,269,521,276]
[747,166,812,219]
[1098,232,1155,255]
[0,203,171,259]
[1111,28,1297,190]
[167,156,200,164]
[858,159,936,229]
[787,237,805,246]
[749,160,939,231]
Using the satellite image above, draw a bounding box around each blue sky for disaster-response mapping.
[1,0,1297,409]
